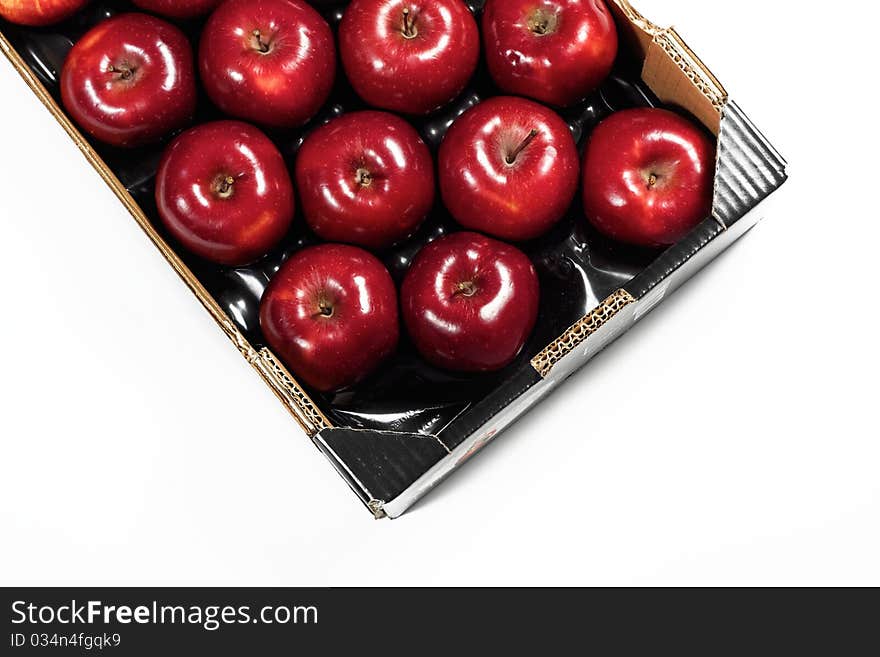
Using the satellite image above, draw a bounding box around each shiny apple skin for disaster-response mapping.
[402,232,540,372]
[439,96,580,241]
[155,121,294,266]
[482,0,618,108]
[0,0,90,26]
[260,244,400,392]
[199,0,336,129]
[296,111,435,250]
[339,0,480,115]
[131,0,221,20]
[583,108,716,248]
[60,13,196,148]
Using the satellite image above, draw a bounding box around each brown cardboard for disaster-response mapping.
[610,0,727,134]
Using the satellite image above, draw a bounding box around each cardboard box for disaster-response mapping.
[0,0,787,518]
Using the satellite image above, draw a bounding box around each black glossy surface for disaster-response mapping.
[318,427,451,505]
[1,0,698,446]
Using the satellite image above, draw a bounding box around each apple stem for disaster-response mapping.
[528,9,558,36]
[108,64,134,81]
[316,301,334,318]
[355,168,373,188]
[401,7,418,39]
[506,129,540,165]
[217,176,235,198]
[252,29,271,54]
[455,281,477,298]
[647,173,658,188]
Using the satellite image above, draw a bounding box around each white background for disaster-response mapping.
[1,0,877,586]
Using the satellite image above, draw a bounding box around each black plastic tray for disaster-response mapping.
[0,0,718,453]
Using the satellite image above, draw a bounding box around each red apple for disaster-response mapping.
[339,0,480,115]
[439,96,579,241]
[482,0,618,108]
[155,120,294,266]
[402,232,539,372]
[260,244,400,392]
[583,108,715,248]
[0,0,90,26]
[131,0,221,20]
[199,0,336,129]
[60,13,196,147]
[296,111,435,250]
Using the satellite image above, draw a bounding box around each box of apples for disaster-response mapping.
[0,0,786,517]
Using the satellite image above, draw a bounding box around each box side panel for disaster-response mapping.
[382,200,770,518]
[625,101,788,300]
[642,28,726,134]
[0,29,330,439]
[314,428,451,518]
[713,101,789,229]
[382,378,558,519]
[612,0,727,135]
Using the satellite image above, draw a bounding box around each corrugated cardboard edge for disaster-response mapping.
[0,30,330,439]
[531,290,636,378]
[644,28,726,135]
[611,0,727,135]
[529,1,730,379]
